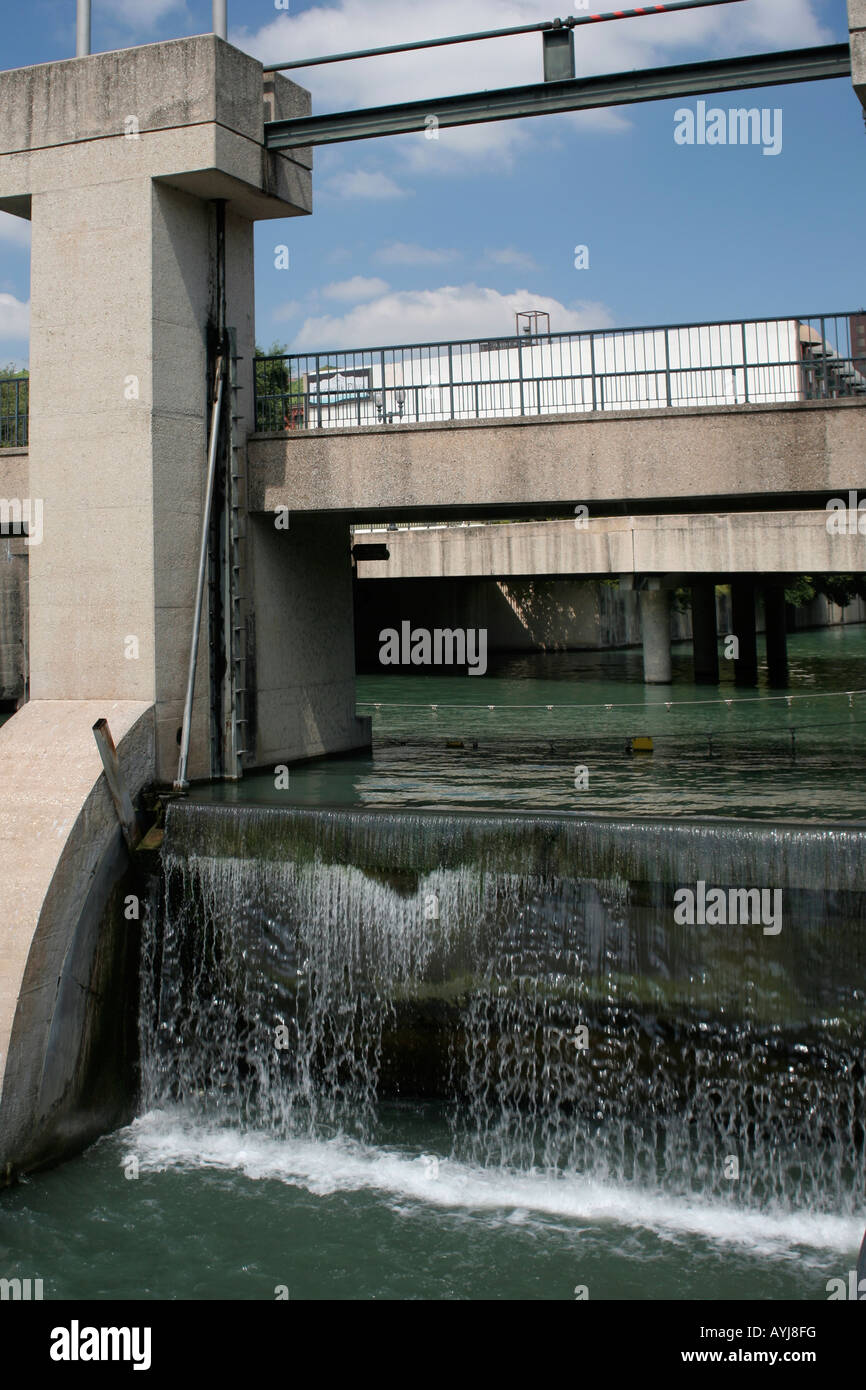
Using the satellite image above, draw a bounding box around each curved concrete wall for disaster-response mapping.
[0,700,154,1178]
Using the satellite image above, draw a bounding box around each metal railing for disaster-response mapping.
[254,311,866,434]
[0,377,28,448]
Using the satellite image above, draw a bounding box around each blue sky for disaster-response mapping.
[0,0,864,366]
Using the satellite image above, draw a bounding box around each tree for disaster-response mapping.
[254,342,305,431]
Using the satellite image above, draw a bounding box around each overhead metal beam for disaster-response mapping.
[265,43,851,150]
[262,1,747,74]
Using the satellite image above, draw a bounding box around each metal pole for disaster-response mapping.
[174,353,226,792]
[263,0,748,72]
[76,0,91,57]
[213,0,227,40]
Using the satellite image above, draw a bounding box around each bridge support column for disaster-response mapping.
[0,37,313,783]
[249,514,371,767]
[763,583,789,688]
[850,0,866,112]
[691,581,719,684]
[0,38,314,1174]
[731,580,759,686]
[640,586,672,684]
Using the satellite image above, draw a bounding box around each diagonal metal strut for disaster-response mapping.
[265,44,851,149]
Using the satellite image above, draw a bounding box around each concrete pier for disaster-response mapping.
[691,582,720,685]
[764,584,790,688]
[0,37,368,1176]
[731,580,759,687]
[0,37,316,783]
[250,514,370,764]
[639,587,672,685]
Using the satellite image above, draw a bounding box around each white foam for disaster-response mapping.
[123,1109,861,1260]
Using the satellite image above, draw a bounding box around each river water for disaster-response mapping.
[1,627,864,1301]
[199,628,866,821]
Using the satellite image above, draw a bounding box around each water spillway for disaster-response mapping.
[142,804,866,1218]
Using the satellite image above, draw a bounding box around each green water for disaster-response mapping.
[1,1107,860,1301]
[197,627,866,821]
[1,626,864,1303]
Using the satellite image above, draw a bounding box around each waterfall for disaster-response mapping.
[141,803,866,1213]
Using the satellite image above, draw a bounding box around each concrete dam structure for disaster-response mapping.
[0,4,865,1265]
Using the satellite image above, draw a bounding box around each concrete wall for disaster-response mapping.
[0,37,313,784]
[0,38,370,1176]
[249,399,866,518]
[0,449,30,703]
[791,593,866,630]
[355,512,866,580]
[355,576,866,666]
[0,702,153,1177]
[0,535,28,705]
[355,578,695,664]
[249,514,371,767]
[851,0,866,110]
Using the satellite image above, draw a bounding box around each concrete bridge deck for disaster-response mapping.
[354,511,866,581]
[248,398,866,521]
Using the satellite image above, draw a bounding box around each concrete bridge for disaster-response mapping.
[248,397,866,521]
[0,9,865,1177]
[351,509,866,686]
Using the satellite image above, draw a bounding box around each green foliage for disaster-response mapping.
[814,574,866,608]
[782,575,866,609]
[0,368,28,446]
[255,342,304,430]
[784,576,815,608]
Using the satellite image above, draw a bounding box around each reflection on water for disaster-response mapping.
[194,629,866,821]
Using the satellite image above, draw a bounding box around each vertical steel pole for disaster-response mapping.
[213,0,227,39]
[664,328,673,407]
[76,0,91,57]
[740,321,750,403]
[448,344,455,420]
[174,354,226,791]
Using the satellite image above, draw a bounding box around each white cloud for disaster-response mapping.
[0,294,30,340]
[272,299,306,323]
[320,170,409,200]
[95,0,187,30]
[323,276,390,302]
[484,247,538,271]
[0,214,31,250]
[375,242,461,266]
[292,284,613,350]
[237,0,830,166]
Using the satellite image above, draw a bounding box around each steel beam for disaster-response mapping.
[265,44,851,149]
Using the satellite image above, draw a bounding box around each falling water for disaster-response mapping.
[140,804,866,1215]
